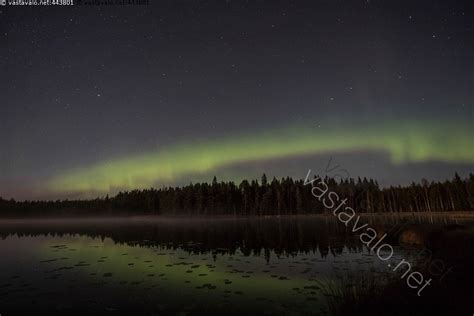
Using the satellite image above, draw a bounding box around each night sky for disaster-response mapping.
[1,0,473,200]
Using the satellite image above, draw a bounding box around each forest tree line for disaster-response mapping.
[0,173,473,217]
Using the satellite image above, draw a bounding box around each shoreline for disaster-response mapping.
[0,211,473,224]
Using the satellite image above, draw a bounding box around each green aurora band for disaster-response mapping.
[47,118,474,195]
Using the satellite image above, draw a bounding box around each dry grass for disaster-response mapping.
[315,272,392,316]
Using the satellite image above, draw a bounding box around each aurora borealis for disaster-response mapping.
[1,1,473,199]
[3,3,474,316]
[46,118,474,196]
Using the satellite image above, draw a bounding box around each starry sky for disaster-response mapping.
[1,0,473,200]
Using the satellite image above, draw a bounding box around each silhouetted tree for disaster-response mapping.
[0,173,472,217]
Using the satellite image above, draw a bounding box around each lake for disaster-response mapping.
[0,214,473,315]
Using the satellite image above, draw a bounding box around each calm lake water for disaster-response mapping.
[0,215,472,315]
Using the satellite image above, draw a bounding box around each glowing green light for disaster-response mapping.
[47,118,474,195]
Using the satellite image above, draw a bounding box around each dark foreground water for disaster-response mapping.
[0,214,473,315]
